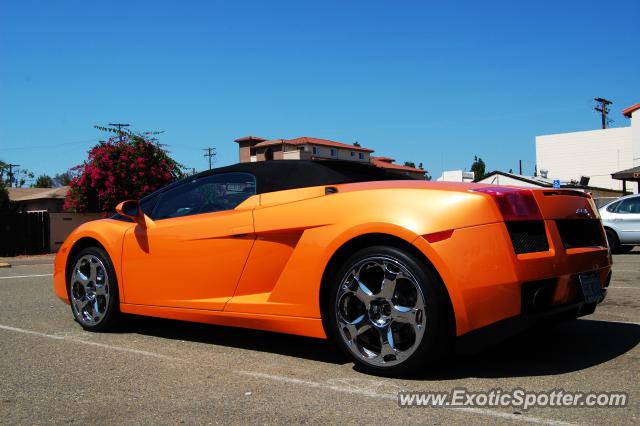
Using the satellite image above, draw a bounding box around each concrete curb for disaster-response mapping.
[0,262,11,268]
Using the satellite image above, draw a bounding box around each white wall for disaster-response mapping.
[475,174,543,188]
[632,110,640,167]
[536,127,632,191]
[437,170,475,182]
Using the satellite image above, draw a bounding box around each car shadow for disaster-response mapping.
[118,316,639,377]
[118,315,348,365]
[407,319,640,380]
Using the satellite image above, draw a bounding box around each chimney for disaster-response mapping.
[234,136,267,163]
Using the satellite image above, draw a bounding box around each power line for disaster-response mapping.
[2,138,100,151]
[594,98,612,129]
[203,147,216,170]
[109,123,130,142]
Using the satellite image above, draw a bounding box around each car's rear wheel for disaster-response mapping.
[327,246,451,376]
[68,247,120,331]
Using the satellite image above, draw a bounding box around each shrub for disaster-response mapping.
[65,134,183,212]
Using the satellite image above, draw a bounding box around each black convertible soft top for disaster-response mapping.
[111,160,419,219]
[158,160,419,196]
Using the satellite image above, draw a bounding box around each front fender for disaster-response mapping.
[53,219,132,304]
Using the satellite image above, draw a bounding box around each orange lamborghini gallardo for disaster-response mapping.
[53,160,611,374]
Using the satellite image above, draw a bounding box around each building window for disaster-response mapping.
[350,151,355,157]
[264,147,274,161]
[358,152,364,160]
[330,148,336,157]
[312,146,318,155]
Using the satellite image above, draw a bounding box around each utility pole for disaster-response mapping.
[519,160,522,175]
[203,147,216,170]
[2,163,20,187]
[594,98,612,129]
[109,123,130,142]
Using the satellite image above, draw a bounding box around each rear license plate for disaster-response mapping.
[579,273,603,304]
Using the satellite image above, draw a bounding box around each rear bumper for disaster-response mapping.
[456,292,606,352]
[413,220,612,336]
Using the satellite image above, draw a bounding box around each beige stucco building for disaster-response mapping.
[235,136,373,163]
[234,135,426,179]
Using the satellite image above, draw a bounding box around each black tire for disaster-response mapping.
[605,228,620,254]
[67,246,121,331]
[325,245,453,376]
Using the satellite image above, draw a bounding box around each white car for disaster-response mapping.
[599,194,640,253]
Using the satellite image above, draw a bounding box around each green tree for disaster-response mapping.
[403,161,416,168]
[33,174,54,188]
[53,171,73,186]
[470,155,486,179]
[0,164,34,187]
[0,176,9,211]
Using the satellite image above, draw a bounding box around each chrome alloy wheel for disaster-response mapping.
[335,256,426,367]
[70,255,110,326]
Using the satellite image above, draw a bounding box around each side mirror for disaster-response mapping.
[115,200,146,226]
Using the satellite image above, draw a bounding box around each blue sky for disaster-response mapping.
[1,0,638,181]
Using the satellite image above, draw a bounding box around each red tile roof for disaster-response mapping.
[234,136,267,143]
[623,103,640,118]
[254,137,374,153]
[372,156,395,163]
[371,157,426,174]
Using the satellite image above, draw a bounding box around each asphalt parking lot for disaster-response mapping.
[1,251,638,425]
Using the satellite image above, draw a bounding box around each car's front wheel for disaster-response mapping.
[68,246,120,331]
[327,246,452,376]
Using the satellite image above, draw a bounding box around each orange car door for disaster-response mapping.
[121,172,257,310]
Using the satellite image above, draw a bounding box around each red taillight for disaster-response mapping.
[472,187,543,221]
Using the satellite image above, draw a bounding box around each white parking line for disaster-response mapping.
[235,370,577,426]
[0,324,180,361]
[0,273,53,280]
[0,323,630,425]
[608,286,638,289]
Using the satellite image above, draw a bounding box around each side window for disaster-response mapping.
[140,194,159,217]
[616,197,640,214]
[152,173,256,220]
[606,201,621,212]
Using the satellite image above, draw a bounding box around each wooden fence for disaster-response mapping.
[0,212,50,256]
